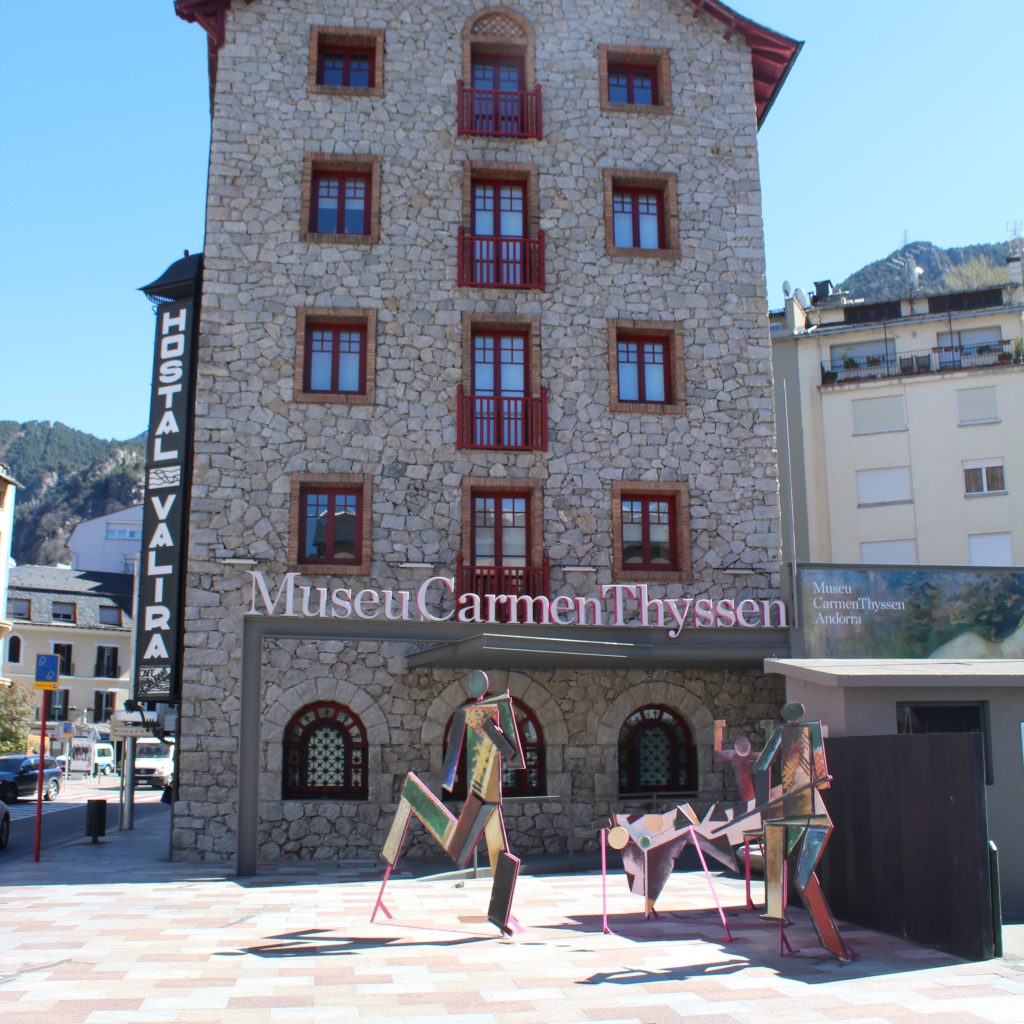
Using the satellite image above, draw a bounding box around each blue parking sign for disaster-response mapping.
[35,654,60,683]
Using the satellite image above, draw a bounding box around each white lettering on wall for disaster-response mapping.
[244,571,789,637]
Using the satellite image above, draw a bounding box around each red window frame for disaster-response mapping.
[618,704,697,795]
[317,45,375,88]
[471,491,531,567]
[10,598,30,619]
[620,494,676,570]
[472,330,528,396]
[472,179,526,239]
[607,62,659,105]
[303,322,367,395]
[612,187,665,249]
[310,171,371,235]
[299,486,363,565]
[470,52,524,91]
[616,336,671,403]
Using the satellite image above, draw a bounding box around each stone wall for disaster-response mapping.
[173,0,783,863]
[252,645,783,861]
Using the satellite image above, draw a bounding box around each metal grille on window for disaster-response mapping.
[281,701,368,800]
[307,724,346,788]
[618,704,696,795]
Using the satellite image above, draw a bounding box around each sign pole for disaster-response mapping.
[34,690,48,862]
[32,653,60,863]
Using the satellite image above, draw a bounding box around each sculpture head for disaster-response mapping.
[781,701,805,722]
[466,669,490,699]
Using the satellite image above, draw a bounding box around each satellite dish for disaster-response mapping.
[794,287,809,307]
[782,280,792,298]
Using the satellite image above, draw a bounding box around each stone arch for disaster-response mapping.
[264,669,391,802]
[462,7,537,91]
[595,678,719,801]
[422,672,568,790]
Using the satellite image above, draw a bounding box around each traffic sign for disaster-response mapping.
[108,718,157,740]
[34,654,60,691]
[61,722,74,736]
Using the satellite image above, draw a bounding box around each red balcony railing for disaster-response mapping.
[457,229,545,290]
[457,81,542,139]
[456,556,551,621]
[456,386,548,450]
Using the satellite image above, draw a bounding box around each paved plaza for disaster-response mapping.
[1,805,1022,1024]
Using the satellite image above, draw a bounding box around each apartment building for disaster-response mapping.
[5,566,134,751]
[0,464,18,682]
[69,505,144,574]
[170,0,798,866]
[772,260,1024,567]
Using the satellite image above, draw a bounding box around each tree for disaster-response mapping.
[0,681,35,753]
[943,256,1008,293]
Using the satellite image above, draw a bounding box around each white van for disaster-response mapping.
[133,738,175,789]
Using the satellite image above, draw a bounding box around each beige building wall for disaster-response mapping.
[774,288,1024,566]
[5,621,132,750]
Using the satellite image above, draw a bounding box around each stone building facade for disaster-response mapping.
[171,0,798,866]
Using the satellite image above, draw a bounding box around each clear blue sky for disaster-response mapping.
[2,1,1022,441]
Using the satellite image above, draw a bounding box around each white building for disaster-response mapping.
[772,258,1024,567]
[0,464,19,683]
[68,505,143,574]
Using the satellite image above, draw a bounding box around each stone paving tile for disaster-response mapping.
[2,815,1024,1024]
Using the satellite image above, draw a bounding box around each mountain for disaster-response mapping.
[840,240,1011,302]
[0,421,146,566]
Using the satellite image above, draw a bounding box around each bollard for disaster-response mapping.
[85,799,107,843]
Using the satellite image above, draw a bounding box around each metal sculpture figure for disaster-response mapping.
[716,701,849,961]
[375,670,525,935]
[713,718,757,802]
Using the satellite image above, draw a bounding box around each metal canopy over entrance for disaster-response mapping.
[234,616,791,874]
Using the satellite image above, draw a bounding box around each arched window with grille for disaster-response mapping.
[618,704,697,796]
[282,701,368,800]
[442,698,545,799]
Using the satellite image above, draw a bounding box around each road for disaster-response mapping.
[1,777,165,864]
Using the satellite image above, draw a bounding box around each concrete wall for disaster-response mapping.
[789,678,1024,914]
[68,506,143,574]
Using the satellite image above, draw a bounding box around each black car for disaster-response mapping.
[0,755,62,802]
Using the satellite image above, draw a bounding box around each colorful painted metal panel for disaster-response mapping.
[488,850,521,935]
[376,673,526,936]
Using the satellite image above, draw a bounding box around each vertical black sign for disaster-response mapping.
[133,300,197,702]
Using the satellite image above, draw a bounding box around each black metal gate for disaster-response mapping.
[820,732,997,961]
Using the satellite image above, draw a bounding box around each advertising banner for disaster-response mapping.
[133,299,198,702]
[799,564,1024,659]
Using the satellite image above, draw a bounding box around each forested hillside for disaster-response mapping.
[0,421,146,565]
[840,240,1010,301]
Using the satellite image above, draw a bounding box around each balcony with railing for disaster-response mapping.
[457,229,545,290]
[821,340,1019,385]
[456,555,550,620]
[456,386,548,450]
[457,82,542,139]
